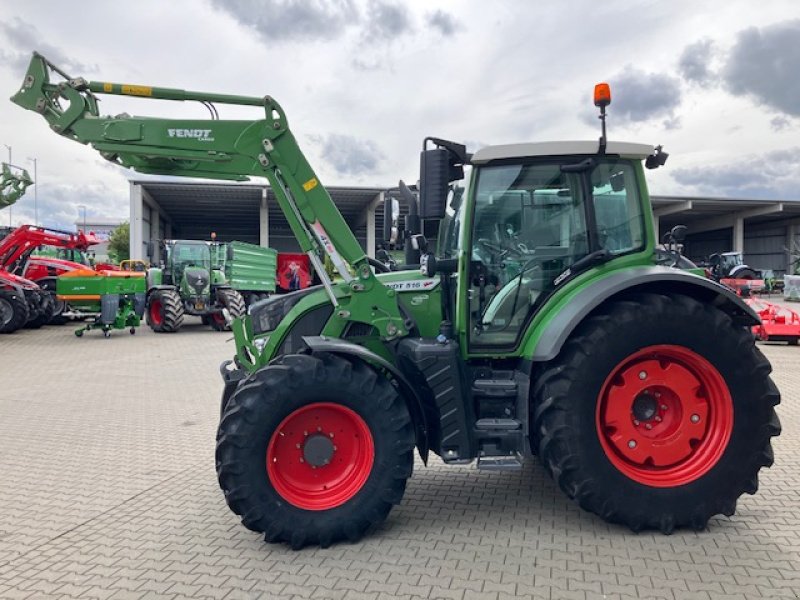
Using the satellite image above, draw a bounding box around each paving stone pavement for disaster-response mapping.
[0,318,798,599]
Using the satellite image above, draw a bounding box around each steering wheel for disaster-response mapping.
[476,238,525,258]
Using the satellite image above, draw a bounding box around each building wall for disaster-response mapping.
[684,224,792,275]
[744,224,788,274]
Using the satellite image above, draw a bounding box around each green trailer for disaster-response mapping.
[56,269,146,337]
[213,241,277,306]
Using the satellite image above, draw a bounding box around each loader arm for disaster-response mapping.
[11,52,407,350]
[0,224,101,271]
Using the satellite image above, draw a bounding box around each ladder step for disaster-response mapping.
[475,418,521,431]
[477,454,524,471]
[472,379,517,397]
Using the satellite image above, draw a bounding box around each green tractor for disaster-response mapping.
[146,239,245,332]
[14,56,780,549]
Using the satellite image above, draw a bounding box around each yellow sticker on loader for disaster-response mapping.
[303,178,318,192]
[121,84,153,97]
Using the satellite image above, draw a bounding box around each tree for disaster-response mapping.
[107,221,130,263]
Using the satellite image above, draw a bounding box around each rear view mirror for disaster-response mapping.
[419,148,450,220]
[419,137,468,220]
[382,196,395,244]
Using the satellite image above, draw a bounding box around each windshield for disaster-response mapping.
[467,157,644,349]
[32,246,88,264]
[168,241,210,270]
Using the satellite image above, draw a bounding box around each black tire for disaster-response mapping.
[26,292,55,329]
[146,289,184,333]
[216,353,415,549]
[37,279,68,325]
[210,288,245,331]
[736,267,758,280]
[532,292,780,534]
[0,290,29,333]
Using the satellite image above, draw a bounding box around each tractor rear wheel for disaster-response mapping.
[210,288,245,331]
[146,289,184,333]
[216,353,414,549]
[532,292,780,533]
[0,290,29,333]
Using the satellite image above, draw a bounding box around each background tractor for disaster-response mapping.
[14,54,780,550]
[145,239,245,332]
[0,224,104,324]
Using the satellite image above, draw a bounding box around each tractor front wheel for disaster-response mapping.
[216,353,415,549]
[0,290,29,333]
[210,288,245,331]
[532,292,780,533]
[146,289,184,333]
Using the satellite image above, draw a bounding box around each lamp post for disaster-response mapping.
[78,204,87,233]
[3,144,10,226]
[27,157,37,226]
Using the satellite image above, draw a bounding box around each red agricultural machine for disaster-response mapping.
[0,224,105,324]
[746,299,800,345]
[0,163,52,333]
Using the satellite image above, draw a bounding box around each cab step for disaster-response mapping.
[477,453,524,471]
[475,418,521,431]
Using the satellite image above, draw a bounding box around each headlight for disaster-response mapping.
[249,286,319,334]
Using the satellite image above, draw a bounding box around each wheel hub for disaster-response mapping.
[632,391,658,421]
[303,434,335,467]
[266,402,375,510]
[0,298,13,326]
[596,345,733,487]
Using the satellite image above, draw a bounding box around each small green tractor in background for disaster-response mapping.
[14,55,780,550]
[146,239,245,332]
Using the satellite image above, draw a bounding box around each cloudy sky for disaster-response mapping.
[0,0,798,229]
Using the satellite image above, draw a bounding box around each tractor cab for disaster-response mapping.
[435,142,652,350]
[163,240,213,294]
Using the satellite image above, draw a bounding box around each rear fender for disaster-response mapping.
[529,266,760,362]
[302,335,430,463]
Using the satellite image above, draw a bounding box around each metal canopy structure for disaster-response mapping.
[653,195,800,274]
[653,196,800,234]
[130,180,385,260]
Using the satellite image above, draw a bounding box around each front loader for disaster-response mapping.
[13,54,780,549]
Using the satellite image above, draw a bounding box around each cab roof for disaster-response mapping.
[471,141,655,164]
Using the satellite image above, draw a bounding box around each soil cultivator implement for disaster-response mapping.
[746,299,800,345]
[14,53,781,549]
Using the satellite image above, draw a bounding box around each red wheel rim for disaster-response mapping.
[212,312,225,325]
[267,402,374,510]
[596,345,733,487]
[149,300,163,325]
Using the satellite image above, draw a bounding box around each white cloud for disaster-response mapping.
[0,0,798,233]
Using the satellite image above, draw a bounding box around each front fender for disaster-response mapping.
[302,335,430,463]
[529,266,760,362]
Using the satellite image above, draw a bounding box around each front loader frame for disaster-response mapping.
[12,53,408,357]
